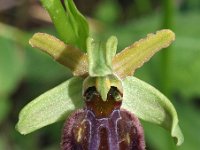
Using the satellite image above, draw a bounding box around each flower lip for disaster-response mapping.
[83,86,122,118]
[61,108,146,150]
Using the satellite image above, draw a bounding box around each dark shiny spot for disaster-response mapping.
[108,86,123,101]
[84,86,98,102]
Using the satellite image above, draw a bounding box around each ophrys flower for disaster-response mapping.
[16,0,184,149]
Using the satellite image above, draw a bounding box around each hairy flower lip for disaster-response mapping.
[61,108,146,150]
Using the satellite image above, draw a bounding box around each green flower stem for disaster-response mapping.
[160,0,175,95]
[162,0,174,29]
[160,1,176,148]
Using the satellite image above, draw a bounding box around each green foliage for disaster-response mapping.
[95,0,120,24]
[0,135,7,150]
[0,36,25,124]
[40,0,89,51]
[170,37,200,98]
[0,37,24,96]
[0,98,10,123]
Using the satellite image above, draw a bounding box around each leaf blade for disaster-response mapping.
[113,29,175,79]
[122,76,184,146]
[64,0,89,50]
[40,0,74,44]
[16,77,84,135]
[40,0,89,50]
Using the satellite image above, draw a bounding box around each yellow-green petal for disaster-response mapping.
[29,33,88,76]
[113,29,175,79]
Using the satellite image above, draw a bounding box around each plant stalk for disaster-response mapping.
[160,0,174,96]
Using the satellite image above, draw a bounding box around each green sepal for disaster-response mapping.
[87,36,118,77]
[122,76,184,146]
[16,77,84,135]
[40,0,89,50]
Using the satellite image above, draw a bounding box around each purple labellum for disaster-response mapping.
[61,87,145,150]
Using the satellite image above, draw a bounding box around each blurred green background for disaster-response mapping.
[0,0,200,149]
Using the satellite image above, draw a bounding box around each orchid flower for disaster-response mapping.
[16,0,184,149]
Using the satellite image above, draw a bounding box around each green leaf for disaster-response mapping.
[16,77,84,135]
[169,37,200,99]
[87,36,117,76]
[0,37,25,96]
[113,29,175,79]
[29,33,88,76]
[95,0,120,24]
[0,97,11,124]
[64,0,89,50]
[0,135,7,150]
[0,23,29,46]
[40,0,89,50]
[122,76,184,146]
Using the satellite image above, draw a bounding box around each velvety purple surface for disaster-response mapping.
[61,109,145,150]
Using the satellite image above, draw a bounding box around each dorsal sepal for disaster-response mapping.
[87,36,118,77]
